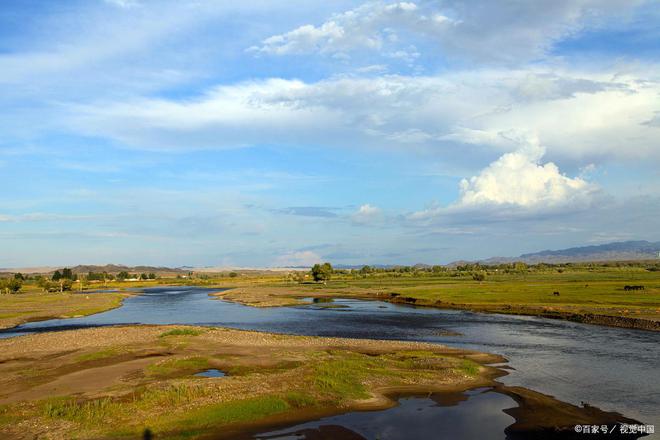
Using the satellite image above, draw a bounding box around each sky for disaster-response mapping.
[1,0,659,268]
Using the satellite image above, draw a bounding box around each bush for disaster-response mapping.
[472,272,486,282]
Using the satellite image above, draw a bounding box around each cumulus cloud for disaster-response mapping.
[409,139,600,224]
[251,0,643,63]
[274,251,323,267]
[249,1,444,60]
[457,141,597,208]
[352,204,382,224]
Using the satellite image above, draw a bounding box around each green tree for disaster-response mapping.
[61,268,74,280]
[311,262,333,282]
[148,273,156,279]
[117,271,129,281]
[472,272,486,282]
[52,270,62,281]
[4,278,23,293]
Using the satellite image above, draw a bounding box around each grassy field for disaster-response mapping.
[213,265,660,328]
[0,290,129,330]
[0,325,498,439]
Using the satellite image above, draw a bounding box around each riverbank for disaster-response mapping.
[0,290,131,331]
[0,324,499,439]
[213,280,660,331]
[0,325,644,440]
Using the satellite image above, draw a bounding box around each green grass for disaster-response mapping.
[284,391,317,409]
[146,357,210,378]
[42,396,118,424]
[153,395,291,439]
[269,268,660,318]
[159,328,205,338]
[458,359,480,376]
[312,351,399,401]
[0,404,15,427]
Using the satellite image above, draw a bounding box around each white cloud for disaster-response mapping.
[457,141,597,208]
[408,139,600,224]
[251,0,643,63]
[250,1,441,58]
[352,204,382,224]
[274,251,323,267]
[66,67,660,165]
[105,0,140,8]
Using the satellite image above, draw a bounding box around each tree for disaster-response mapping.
[52,270,62,281]
[140,273,149,280]
[117,271,129,281]
[148,273,156,279]
[2,278,23,294]
[472,272,486,282]
[13,272,25,281]
[61,268,74,280]
[311,262,333,282]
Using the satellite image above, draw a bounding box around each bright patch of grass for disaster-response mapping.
[156,395,291,439]
[284,391,317,408]
[0,404,16,427]
[458,359,480,376]
[42,396,120,424]
[146,357,210,377]
[312,352,385,400]
[159,328,204,338]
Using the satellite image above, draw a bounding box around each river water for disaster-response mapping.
[2,286,658,437]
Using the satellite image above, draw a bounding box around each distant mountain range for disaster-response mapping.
[2,241,659,274]
[480,240,660,264]
[0,264,187,275]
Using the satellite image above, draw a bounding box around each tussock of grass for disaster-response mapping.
[155,395,291,439]
[159,328,204,338]
[284,391,317,408]
[42,396,118,424]
[147,357,210,377]
[458,359,480,376]
[313,352,383,400]
[0,404,15,427]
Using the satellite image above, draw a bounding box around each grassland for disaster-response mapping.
[0,325,500,439]
[0,289,130,330]
[213,265,660,330]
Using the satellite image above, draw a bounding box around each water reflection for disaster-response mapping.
[254,388,516,440]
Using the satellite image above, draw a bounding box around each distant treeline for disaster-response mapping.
[297,260,660,282]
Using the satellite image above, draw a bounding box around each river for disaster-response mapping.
[1,286,658,437]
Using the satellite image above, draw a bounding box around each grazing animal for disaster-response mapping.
[624,285,645,291]
[553,291,560,296]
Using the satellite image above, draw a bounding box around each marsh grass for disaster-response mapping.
[146,357,210,377]
[458,359,480,376]
[159,328,205,338]
[33,346,479,439]
[313,351,398,401]
[0,404,15,427]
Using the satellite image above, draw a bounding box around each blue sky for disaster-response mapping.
[1,0,659,268]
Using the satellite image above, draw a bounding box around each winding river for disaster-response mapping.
[2,286,658,437]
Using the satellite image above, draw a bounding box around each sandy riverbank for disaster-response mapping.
[0,325,644,439]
